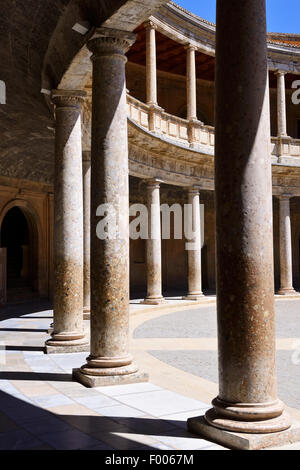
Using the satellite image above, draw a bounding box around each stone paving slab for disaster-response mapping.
[0,298,299,450]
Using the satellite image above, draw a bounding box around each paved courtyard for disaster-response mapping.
[0,297,299,450]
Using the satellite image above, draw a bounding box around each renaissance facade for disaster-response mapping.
[1,0,300,450]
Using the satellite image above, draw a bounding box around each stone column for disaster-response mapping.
[83,150,91,318]
[141,179,165,305]
[186,45,197,121]
[73,28,147,387]
[278,195,296,295]
[145,20,157,106]
[275,70,288,137]
[188,0,294,450]
[183,188,203,300]
[46,90,88,354]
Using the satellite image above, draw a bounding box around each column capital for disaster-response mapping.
[87,27,136,59]
[144,20,157,31]
[185,44,197,52]
[278,193,292,201]
[275,69,288,77]
[187,185,200,195]
[146,178,163,188]
[51,90,87,108]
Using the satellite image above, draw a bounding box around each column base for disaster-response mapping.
[182,293,204,301]
[187,414,300,450]
[277,287,297,296]
[72,365,149,388]
[45,337,89,354]
[140,297,166,305]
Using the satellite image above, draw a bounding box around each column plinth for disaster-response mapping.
[73,27,148,387]
[183,188,203,300]
[187,0,299,450]
[82,151,91,318]
[45,90,88,354]
[277,195,296,295]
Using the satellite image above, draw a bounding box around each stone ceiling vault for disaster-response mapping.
[0,0,168,185]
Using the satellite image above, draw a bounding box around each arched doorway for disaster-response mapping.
[0,206,39,302]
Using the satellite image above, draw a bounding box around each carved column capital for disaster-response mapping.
[144,20,157,31]
[51,90,87,108]
[187,186,200,196]
[185,44,197,52]
[278,193,292,201]
[87,27,136,59]
[275,69,287,77]
[146,177,163,189]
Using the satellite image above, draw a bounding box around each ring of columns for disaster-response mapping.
[1,0,299,450]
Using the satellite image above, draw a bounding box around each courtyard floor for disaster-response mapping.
[0,296,299,450]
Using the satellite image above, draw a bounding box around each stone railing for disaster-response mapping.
[127,93,215,151]
[127,93,300,160]
[271,136,300,160]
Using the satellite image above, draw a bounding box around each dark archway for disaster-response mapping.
[0,207,38,302]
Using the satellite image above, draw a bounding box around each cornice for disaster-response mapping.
[153,2,300,69]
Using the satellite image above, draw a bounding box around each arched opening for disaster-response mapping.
[0,206,39,302]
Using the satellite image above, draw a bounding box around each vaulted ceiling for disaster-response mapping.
[0,0,168,184]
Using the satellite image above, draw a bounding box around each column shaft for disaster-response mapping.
[46,90,88,353]
[278,196,295,295]
[188,0,290,438]
[73,27,147,386]
[83,151,91,315]
[184,188,203,300]
[142,180,164,304]
[276,71,287,137]
[145,21,157,106]
[186,46,197,121]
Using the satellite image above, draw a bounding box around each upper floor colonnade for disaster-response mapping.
[45,0,300,450]
[137,15,299,150]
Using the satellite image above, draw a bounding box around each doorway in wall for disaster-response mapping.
[0,207,38,302]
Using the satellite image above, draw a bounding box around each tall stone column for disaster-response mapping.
[183,188,203,300]
[73,28,147,387]
[145,20,157,106]
[46,90,88,354]
[188,0,295,450]
[82,150,91,318]
[186,45,197,121]
[275,70,288,137]
[141,179,165,305]
[278,195,296,295]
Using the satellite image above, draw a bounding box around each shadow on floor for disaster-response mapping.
[4,346,45,352]
[0,300,53,321]
[0,371,73,382]
[0,328,49,333]
[0,390,207,450]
